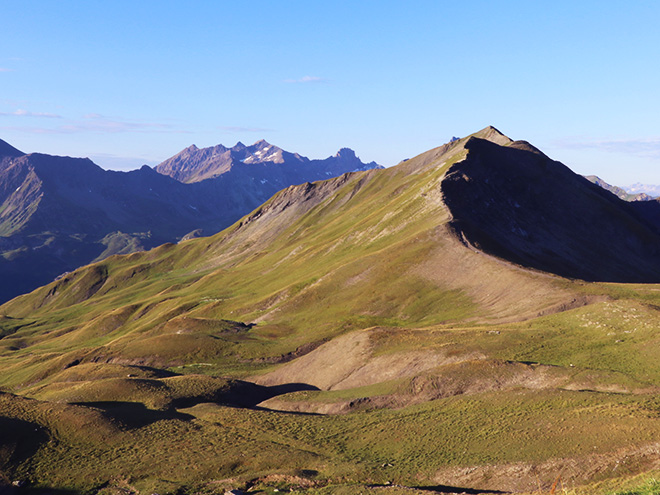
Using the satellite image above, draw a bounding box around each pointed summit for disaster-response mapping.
[470,126,513,146]
[335,148,357,159]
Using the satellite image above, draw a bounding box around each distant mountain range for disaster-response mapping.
[584,175,654,201]
[625,182,660,197]
[0,138,381,303]
[155,139,378,184]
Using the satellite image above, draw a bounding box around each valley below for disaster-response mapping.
[2,128,660,495]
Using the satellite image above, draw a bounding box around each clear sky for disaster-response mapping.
[1,1,659,186]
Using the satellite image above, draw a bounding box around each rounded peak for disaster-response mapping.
[335,147,357,159]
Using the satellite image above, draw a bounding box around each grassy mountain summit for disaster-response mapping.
[2,127,660,494]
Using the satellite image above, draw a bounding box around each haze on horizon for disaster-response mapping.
[1,1,659,187]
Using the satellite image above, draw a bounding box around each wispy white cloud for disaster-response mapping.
[0,126,64,134]
[0,113,188,135]
[0,68,14,73]
[66,113,173,133]
[283,75,327,84]
[217,125,273,133]
[0,109,62,118]
[554,137,660,159]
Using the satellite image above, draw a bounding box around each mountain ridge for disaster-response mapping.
[4,127,660,492]
[155,139,381,183]
[0,139,382,304]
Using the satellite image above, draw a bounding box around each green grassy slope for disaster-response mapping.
[2,128,660,494]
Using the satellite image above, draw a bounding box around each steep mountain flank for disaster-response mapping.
[442,136,660,282]
[0,138,24,159]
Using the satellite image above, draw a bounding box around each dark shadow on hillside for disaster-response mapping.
[171,381,321,410]
[249,402,323,416]
[72,401,194,428]
[127,364,178,378]
[0,417,49,465]
[1,485,79,495]
[73,382,320,427]
[410,485,509,494]
[442,137,660,283]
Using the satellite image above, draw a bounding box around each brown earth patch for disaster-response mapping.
[257,359,657,415]
[434,442,660,493]
[253,329,483,392]
[413,226,590,323]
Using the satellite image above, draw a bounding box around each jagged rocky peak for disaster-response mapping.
[241,140,290,164]
[156,138,380,183]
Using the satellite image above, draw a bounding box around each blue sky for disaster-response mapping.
[1,1,659,186]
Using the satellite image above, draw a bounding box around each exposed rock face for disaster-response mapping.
[155,139,381,184]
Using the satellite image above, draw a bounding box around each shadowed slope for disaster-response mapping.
[443,136,660,282]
